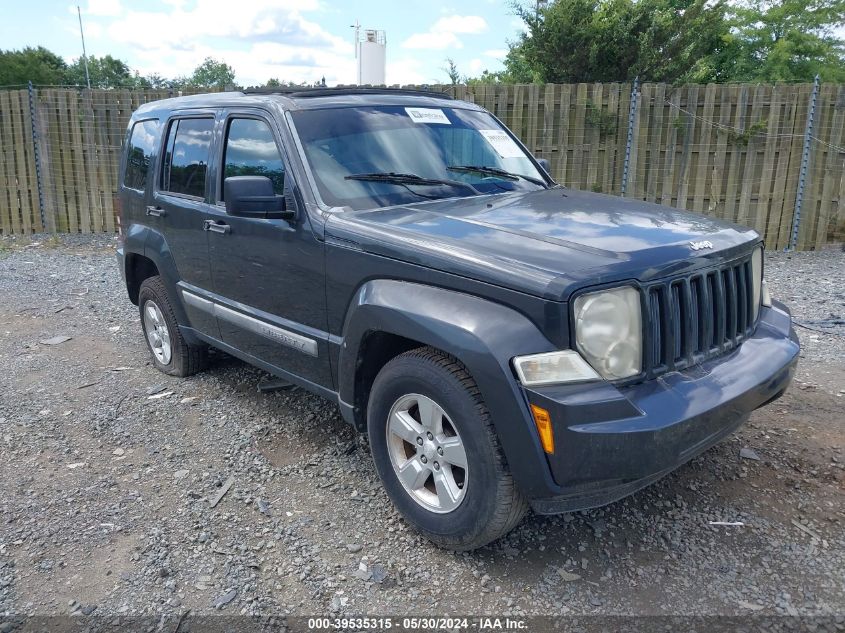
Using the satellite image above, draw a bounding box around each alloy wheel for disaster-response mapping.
[143,300,172,365]
[386,393,468,513]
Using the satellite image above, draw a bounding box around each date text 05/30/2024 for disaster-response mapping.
[306,617,528,630]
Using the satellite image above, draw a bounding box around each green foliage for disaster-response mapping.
[727,118,769,146]
[0,47,241,90]
[65,54,149,88]
[724,0,845,82]
[0,47,67,86]
[186,57,237,89]
[503,0,732,83]
[492,0,845,84]
[585,99,617,139]
[442,58,463,85]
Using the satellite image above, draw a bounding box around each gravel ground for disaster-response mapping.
[0,234,843,620]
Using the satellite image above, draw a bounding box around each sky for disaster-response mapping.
[0,0,528,86]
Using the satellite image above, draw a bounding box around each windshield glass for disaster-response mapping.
[289,105,548,210]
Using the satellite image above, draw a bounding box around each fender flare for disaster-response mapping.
[338,279,559,497]
[123,224,199,343]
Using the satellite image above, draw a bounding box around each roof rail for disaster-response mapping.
[241,86,453,99]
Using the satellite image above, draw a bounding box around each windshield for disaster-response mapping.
[289,105,548,210]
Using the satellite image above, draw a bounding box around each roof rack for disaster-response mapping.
[241,86,454,99]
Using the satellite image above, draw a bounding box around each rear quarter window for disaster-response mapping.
[123,119,159,191]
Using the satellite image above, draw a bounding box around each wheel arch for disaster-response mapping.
[338,279,559,498]
[125,252,159,305]
[122,226,200,344]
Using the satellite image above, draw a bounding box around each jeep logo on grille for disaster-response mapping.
[689,240,714,251]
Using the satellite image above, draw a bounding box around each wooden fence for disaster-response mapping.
[1,83,844,249]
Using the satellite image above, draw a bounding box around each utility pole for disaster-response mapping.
[77,5,91,89]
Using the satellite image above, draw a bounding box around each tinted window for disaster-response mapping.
[222,118,284,197]
[124,119,159,191]
[161,118,214,198]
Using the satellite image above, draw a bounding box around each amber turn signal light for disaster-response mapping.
[530,404,554,454]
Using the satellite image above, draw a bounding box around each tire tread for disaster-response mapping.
[391,346,528,549]
[139,276,208,377]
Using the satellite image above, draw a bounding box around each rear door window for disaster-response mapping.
[160,118,214,198]
[221,118,285,199]
[123,119,159,191]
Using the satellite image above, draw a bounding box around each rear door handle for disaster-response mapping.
[146,205,166,217]
[203,219,231,235]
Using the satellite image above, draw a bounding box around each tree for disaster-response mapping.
[499,0,845,84]
[187,57,237,89]
[442,58,462,85]
[65,54,149,88]
[504,0,732,83]
[725,0,845,82]
[0,46,68,86]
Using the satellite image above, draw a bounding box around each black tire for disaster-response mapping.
[367,346,528,550]
[138,276,207,377]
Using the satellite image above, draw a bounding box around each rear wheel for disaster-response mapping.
[138,276,207,377]
[367,347,527,550]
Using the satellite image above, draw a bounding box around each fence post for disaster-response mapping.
[27,81,47,232]
[621,77,639,197]
[788,74,820,251]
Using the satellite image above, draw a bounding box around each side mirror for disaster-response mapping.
[223,176,294,220]
[537,158,551,175]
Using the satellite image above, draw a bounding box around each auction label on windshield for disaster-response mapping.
[405,107,451,124]
[479,129,524,158]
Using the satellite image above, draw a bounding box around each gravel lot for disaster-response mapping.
[0,235,843,620]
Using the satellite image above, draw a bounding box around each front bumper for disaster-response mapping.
[524,300,799,514]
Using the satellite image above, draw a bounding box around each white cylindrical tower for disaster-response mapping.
[356,28,386,86]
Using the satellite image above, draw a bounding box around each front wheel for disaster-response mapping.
[367,347,527,550]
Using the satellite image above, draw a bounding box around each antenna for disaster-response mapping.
[351,19,361,84]
[76,5,91,89]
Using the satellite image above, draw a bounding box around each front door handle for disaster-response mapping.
[146,205,166,217]
[203,219,231,235]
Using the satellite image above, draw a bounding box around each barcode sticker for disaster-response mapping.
[479,129,524,158]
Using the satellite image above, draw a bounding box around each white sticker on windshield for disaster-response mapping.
[405,107,451,124]
[479,129,524,158]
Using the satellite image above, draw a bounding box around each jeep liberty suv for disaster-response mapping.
[116,88,799,550]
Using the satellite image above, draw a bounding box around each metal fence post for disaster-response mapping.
[27,81,47,232]
[621,76,639,197]
[788,74,820,251]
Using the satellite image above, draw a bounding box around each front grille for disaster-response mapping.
[644,255,758,377]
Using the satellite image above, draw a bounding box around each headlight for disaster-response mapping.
[574,286,642,380]
[512,350,599,386]
[751,247,764,320]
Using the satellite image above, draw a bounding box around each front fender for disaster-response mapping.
[339,280,560,498]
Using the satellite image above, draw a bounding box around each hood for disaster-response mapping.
[325,187,760,300]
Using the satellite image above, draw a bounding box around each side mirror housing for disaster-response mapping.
[224,176,294,220]
[537,157,551,175]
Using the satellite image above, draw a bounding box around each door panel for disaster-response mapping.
[151,115,219,337]
[207,112,331,388]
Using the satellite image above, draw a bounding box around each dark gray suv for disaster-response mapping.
[116,87,799,550]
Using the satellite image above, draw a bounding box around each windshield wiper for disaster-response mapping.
[447,165,548,188]
[345,172,478,194]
